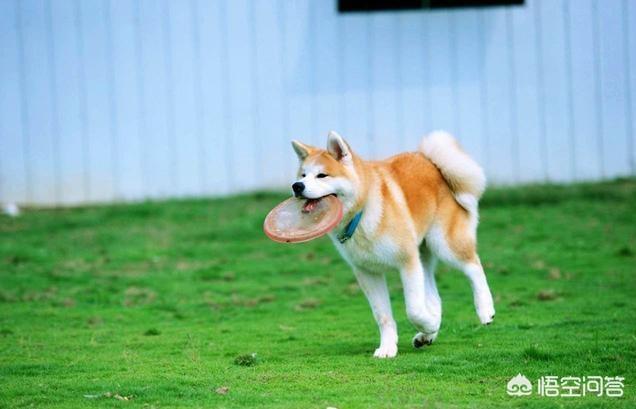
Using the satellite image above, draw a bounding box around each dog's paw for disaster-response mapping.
[373,343,398,358]
[412,331,438,348]
[479,311,495,325]
[476,299,495,325]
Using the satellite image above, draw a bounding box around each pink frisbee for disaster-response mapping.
[263,195,343,243]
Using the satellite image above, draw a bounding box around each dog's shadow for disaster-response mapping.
[314,340,373,357]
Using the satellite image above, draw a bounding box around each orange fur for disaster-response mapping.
[291,131,495,357]
[304,147,475,260]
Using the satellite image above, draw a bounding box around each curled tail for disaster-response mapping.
[419,130,486,213]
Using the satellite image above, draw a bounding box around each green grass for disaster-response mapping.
[1,179,635,408]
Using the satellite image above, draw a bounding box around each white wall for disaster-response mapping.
[0,0,634,205]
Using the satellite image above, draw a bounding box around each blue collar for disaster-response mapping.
[337,211,363,243]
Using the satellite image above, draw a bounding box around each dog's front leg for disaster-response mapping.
[400,254,441,346]
[353,269,398,358]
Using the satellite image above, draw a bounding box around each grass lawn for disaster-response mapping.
[1,179,635,408]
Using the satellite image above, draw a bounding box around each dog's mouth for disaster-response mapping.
[301,195,335,213]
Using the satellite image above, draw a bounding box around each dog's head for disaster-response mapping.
[290,132,362,210]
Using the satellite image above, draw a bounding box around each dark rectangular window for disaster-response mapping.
[338,0,524,13]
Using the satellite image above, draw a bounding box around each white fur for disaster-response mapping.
[399,259,442,336]
[413,248,441,347]
[419,131,487,201]
[294,162,357,205]
[417,136,494,325]
[292,133,358,206]
[353,269,398,358]
[329,174,395,271]
[462,262,496,324]
[291,131,494,358]
[426,223,494,325]
[328,170,445,358]
[327,131,353,166]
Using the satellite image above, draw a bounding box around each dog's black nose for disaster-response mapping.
[292,182,305,196]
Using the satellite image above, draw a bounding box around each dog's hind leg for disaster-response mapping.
[400,252,442,347]
[421,245,441,316]
[412,246,442,348]
[458,257,495,325]
[353,269,398,358]
[429,210,495,325]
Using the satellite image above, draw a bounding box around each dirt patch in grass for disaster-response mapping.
[123,287,156,307]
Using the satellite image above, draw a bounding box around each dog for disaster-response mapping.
[290,131,495,358]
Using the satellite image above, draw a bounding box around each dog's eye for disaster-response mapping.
[301,173,306,178]
[317,173,328,178]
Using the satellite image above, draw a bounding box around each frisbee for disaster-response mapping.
[263,195,343,243]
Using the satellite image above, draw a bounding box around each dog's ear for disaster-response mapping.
[291,140,313,160]
[327,131,353,164]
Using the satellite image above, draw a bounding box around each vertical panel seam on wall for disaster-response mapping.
[74,0,90,200]
[133,0,147,198]
[248,0,261,180]
[533,0,548,181]
[278,0,290,181]
[506,7,520,183]
[162,0,177,195]
[219,0,233,193]
[422,12,432,132]
[477,11,490,175]
[0,41,2,200]
[0,5,5,201]
[366,15,374,157]
[450,12,461,139]
[45,0,62,204]
[190,0,206,193]
[308,0,317,143]
[104,0,119,200]
[16,1,32,202]
[563,0,577,180]
[591,0,605,178]
[336,11,345,131]
[623,0,635,174]
[395,14,404,150]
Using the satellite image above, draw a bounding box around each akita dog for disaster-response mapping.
[290,131,495,358]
